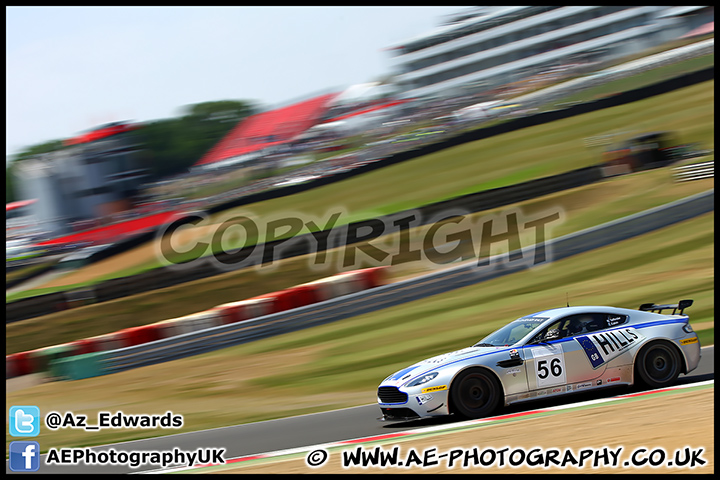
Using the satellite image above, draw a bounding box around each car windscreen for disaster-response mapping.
[474,317,548,347]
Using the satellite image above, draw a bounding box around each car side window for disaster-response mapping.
[528,313,629,344]
[563,313,628,337]
[563,314,599,337]
[529,320,563,344]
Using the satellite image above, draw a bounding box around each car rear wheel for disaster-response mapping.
[450,368,501,419]
[635,341,681,389]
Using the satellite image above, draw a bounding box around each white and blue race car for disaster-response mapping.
[378,301,700,421]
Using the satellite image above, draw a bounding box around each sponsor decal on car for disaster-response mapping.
[421,385,447,394]
[681,337,699,345]
[416,394,433,405]
[531,344,566,387]
[575,382,593,390]
[575,327,645,369]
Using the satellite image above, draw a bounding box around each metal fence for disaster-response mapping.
[673,160,714,182]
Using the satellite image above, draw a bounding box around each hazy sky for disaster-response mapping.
[6,6,463,159]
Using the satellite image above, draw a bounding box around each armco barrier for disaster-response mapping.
[82,189,712,378]
[6,291,67,324]
[64,287,95,309]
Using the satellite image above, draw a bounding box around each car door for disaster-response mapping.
[555,312,635,386]
[522,318,571,393]
[523,314,614,392]
[571,313,638,373]
[559,313,611,386]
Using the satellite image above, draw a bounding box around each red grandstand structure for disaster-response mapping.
[34,209,181,248]
[5,199,37,213]
[63,122,139,146]
[194,92,340,168]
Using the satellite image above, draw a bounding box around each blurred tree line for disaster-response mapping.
[6,99,257,203]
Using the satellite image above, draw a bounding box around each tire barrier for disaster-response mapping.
[6,352,33,378]
[211,298,274,325]
[28,344,76,375]
[6,267,388,379]
[41,189,713,380]
[68,331,136,354]
[120,324,162,347]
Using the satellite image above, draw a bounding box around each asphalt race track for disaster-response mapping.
[10,345,713,474]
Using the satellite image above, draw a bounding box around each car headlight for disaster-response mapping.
[406,372,438,387]
[682,324,694,333]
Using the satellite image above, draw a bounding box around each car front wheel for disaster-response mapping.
[450,368,502,419]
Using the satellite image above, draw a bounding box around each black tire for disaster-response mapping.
[634,341,682,389]
[450,368,502,419]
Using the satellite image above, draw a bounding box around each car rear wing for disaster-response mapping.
[639,299,693,315]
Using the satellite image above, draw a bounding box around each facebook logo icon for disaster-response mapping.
[9,406,40,437]
[9,441,41,472]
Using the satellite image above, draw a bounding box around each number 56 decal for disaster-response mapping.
[531,346,566,387]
